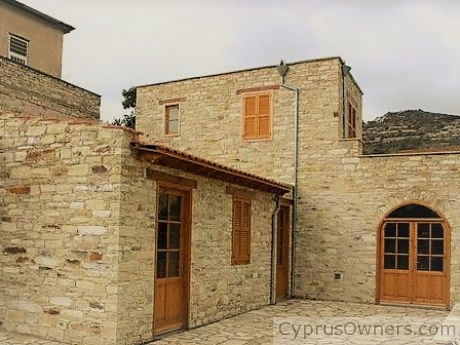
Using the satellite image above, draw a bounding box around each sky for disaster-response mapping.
[23,0,460,122]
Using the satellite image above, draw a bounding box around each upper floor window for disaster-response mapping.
[165,104,179,135]
[232,196,251,265]
[9,34,28,65]
[346,101,357,138]
[243,93,272,140]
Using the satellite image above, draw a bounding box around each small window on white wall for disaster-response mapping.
[9,34,29,65]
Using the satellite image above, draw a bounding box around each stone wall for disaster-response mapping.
[136,57,361,184]
[118,163,275,341]
[0,112,146,344]
[115,154,156,344]
[295,149,460,307]
[183,168,273,327]
[0,1,65,78]
[0,110,278,344]
[0,56,100,119]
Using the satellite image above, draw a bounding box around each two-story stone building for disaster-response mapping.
[2,1,460,345]
[136,56,460,312]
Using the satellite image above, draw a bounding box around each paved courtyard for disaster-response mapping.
[1,300,458,345]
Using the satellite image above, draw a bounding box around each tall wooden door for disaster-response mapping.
[276,206,290,300]
[154,187,191,335]
[378,204,449,308]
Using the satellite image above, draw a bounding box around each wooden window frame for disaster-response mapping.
[9,34,28,65]
[346,101,357,139]
[164,104,180,136]
[242,92,273,141]
[232,195,251,265]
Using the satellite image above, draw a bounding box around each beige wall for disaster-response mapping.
[0,2,65,78]
[0,111,278,344]
[0,56,100,119]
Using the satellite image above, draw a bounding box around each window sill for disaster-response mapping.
[243,136,273,143]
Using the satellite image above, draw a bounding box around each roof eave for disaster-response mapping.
[1,0,75,34]
[132,143,292,195]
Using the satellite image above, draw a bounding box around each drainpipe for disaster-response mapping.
[270,195,281,305]
[276,61,299,298]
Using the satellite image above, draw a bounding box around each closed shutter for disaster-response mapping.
[347,102,357,138]
[232,197,251,265]
[243,93,271,139]
[258,94,271,138]
[244,96,257,139]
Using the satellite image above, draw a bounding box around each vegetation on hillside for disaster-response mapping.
[363,110,460,154]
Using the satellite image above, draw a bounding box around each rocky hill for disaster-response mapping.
[363,110,460,154]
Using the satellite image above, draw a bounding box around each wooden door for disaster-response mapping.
[154,188,191,335]
[379,220,448,307]
[412,222,446,305]
[276,206,290,300]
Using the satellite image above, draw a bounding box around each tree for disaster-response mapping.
[113,86,136,129]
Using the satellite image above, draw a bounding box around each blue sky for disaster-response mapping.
[24,0,460,122]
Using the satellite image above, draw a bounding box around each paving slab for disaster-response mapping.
[0,300,457,345]
[154,300,455,345]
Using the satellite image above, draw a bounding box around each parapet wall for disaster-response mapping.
[0,56,100,119]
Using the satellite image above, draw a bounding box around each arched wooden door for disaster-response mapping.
[378,203,450,308]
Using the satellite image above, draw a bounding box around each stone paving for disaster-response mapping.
[1,300,458,345]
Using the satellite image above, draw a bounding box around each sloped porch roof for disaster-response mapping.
[131,142,292,195]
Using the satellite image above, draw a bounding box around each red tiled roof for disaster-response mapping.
[131,142,292,195]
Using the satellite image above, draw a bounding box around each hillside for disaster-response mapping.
[363,110,460,154]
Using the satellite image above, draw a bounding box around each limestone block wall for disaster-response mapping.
[184,170,274,327]
[0,112,149,345]
[105,162,275,343]
[0,1,65,78]
[137,58,357,185]
[0,57,100,119]
[294,150,460,307]
[116,156,155,344]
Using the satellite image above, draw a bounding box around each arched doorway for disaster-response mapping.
[377,203,450,308]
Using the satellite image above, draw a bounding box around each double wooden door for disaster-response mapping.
[379,220,449,307]
[154,187,191,335]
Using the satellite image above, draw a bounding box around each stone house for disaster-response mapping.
[0,109,290,344]
[136,56,460,312]
[0,9,291,343]
[0,0,74,77]
[2,1,460,345]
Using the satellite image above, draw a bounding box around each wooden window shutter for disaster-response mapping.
[258,94,271,138]
[346,101,357,138]
[244,96,257,139]
[232,197,251,265]
[243,93,271,140]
